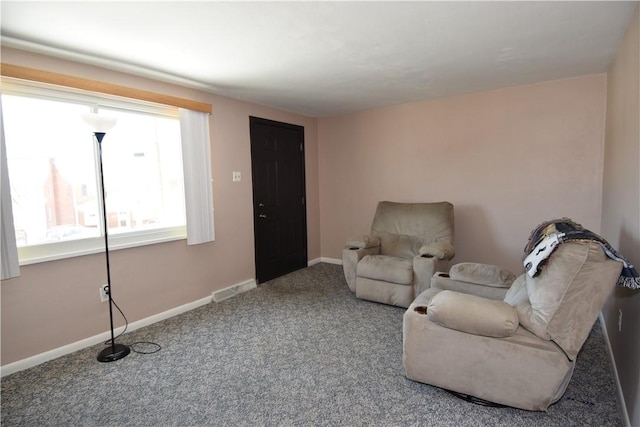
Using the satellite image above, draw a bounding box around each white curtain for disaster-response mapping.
[179,108,215,245]
[0,98,20,279]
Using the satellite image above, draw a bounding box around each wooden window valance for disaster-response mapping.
[1,63,212,114]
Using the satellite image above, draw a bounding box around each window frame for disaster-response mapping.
[2,78,188,265]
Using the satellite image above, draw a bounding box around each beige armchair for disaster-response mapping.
[342,201,455,308]
[403,240,622,411]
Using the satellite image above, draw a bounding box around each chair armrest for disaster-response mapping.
[418,241,455,260]
[427,290,519,338]
[449,262,515,288]
[431,273,510,300]
[345,235,380,250]
[413,256,451,297]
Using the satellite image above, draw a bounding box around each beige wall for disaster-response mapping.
[0,47,321,364]
[601,5,640,425]
[318,74,607,274]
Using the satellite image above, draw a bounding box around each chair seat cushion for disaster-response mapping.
[357,255,413,285]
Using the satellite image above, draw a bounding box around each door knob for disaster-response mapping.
[258,203,265,207]
[259,214,267,218]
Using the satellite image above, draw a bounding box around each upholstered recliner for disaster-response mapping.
[342,201,454,308]
[403,240,622,411]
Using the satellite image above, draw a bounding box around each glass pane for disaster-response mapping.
[3,95,101,246]
[97,108,185,235]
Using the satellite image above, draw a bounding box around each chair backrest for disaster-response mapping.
[370,201,454,260]
[505,241,622,360]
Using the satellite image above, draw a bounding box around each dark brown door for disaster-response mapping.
[250,117,307,283]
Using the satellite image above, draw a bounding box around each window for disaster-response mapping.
[2,81,187,264]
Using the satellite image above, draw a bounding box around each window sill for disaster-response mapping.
[18,226,187,266]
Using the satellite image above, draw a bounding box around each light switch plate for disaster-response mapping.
[232,171,241,182]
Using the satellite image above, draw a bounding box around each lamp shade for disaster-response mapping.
[82,112,117,132]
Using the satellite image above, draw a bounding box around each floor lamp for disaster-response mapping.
[82,112,131,363]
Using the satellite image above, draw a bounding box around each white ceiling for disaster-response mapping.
[1,1,637,117]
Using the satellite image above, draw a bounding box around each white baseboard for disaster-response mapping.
[1,278,256,377]
[599,312,631,427]
[309,257,342,266]
[211,279,257,302]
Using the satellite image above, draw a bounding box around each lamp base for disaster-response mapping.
[97,343,130,363]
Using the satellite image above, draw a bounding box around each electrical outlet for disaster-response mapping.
[99,284,110,303]
[618,309,623,332]
[232,171,241,182]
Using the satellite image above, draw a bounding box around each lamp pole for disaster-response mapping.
[83,113,130,363]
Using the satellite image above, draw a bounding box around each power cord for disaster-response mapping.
[103,295,162,355]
